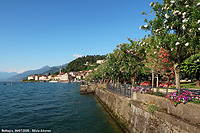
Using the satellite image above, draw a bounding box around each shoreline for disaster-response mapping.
[94,94,127,133]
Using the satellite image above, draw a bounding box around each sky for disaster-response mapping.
[0,0,155,73]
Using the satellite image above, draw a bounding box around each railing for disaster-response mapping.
[83,81,200,98]
[105,83,200,99]
[106,83,132,98]
[134,85,200,95]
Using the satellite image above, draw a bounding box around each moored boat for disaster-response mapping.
[49,80,58,83]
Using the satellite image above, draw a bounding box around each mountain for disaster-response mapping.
[42,63,68,75]
[0,72,19,81]
[6,63,69,81]
[7,65,51,81]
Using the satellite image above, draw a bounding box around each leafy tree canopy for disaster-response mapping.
[61,55,106,73]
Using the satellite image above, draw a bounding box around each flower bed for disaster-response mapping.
[132,86,167,96]
[132,86,200,106]
[165,90,200,106]
[159,82,175,88]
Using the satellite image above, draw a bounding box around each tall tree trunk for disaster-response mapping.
[118,76,119,83]
[156,74,159,87]
[152,69,154,88]
[174,63,181,89]
[196,69,200,87]
[139,75,142,84]
[131,77,135,85]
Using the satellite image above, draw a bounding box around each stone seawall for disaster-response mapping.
[80,85,95,94]
[81,84,200,133]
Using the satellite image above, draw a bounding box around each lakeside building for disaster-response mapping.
[96,60,104,64]
[27,69,94,82]
[48,74,56,80]
[69,72,77,76]
[35,75,39,81]
[28,75,34,80]
[39,75,48,81]
[27,75,48,81]
[60,73,71,82]
[76,75,83,80]
[54,74,62,81]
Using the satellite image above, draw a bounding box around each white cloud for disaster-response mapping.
[10,68,28,73]
[73,54,83,58]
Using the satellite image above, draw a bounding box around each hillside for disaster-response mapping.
[42,63,68,75]
[7,66,51,81]
[0,72,18,81]
[62,55,106,73]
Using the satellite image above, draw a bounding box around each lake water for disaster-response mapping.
[0,82,123,133]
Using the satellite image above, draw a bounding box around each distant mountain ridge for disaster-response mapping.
[6,63,68,81]
[42,63,68,76]
[6,65,51,81]
[0,72,18,81]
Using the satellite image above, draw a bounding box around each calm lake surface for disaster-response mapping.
[0,82,123,133]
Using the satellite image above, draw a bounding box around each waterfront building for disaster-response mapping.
[38,75,48,81]
[35,75,39,81]
[69,72,76,76]
[28,75,34,80]
[60,73,71,82]
[54,74,62,81]
[76,75,83,80]
[96,60,104,64]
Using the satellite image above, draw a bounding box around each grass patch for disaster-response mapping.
[147,104,160,113]
[181,82,200,89]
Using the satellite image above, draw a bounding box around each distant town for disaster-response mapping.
[22,60,104,82]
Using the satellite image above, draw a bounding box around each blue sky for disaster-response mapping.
[0,0,154,73]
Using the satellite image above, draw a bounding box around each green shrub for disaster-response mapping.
[147,104,160,113]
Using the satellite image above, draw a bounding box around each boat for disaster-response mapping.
[49,80,58,83]
[3,83,7,85]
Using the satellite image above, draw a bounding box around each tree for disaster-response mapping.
[143,37,174,87]
[180,53,200,87]
[141,0,200,88]
[86,40,146,84]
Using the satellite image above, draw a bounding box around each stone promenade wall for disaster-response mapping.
[85,84,200,133]
[134,93,200,127]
